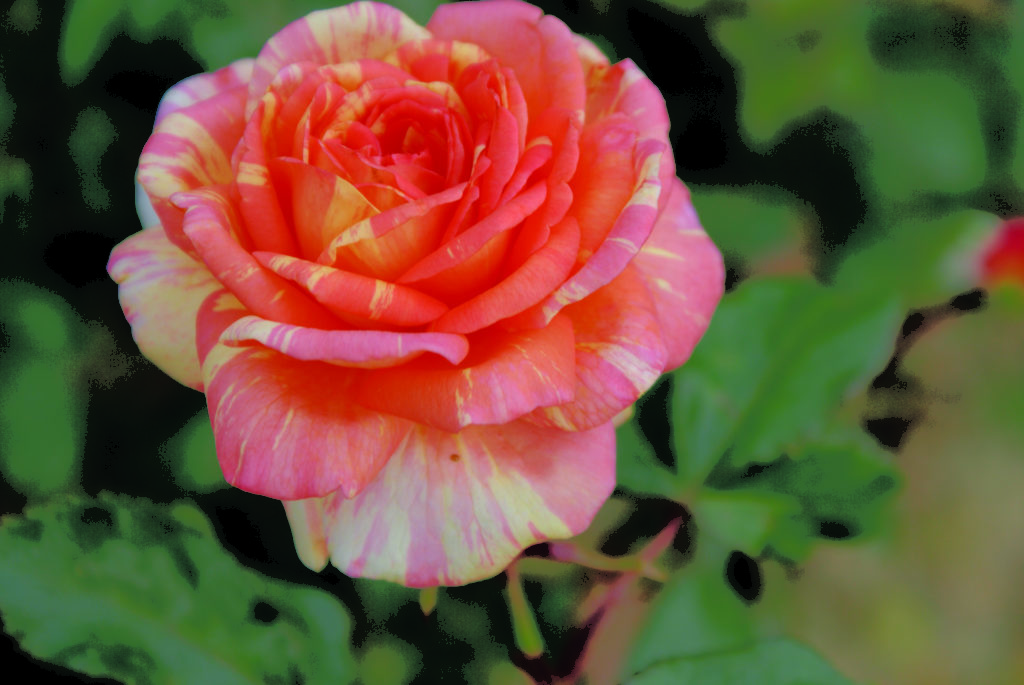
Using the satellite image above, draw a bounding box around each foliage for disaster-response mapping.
[0,493,356,684]
[3,0,1022,682]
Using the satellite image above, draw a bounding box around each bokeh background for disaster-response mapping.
[1,0,1023,683]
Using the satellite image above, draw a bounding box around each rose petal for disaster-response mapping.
[632,178,725,368]
[107,227,220,390]
[219,315,469,368]
[247,1,430,116]
[356,313,576,433]
[398,181,547,284]
[201,341,412,500]
[428,0,586,132]
[270,158,379,260]
[255,252,449,327]
[155,58,255,125]
[284,419,615,586]
[513,138,670,328]
[283,498,330,571]
[528,266,667,431]
[431,216,580,333]
[319,182,467,280]
[584,59,671,152]
[138,87,249,255]
[571,115,638,259]
[174,185,339,328]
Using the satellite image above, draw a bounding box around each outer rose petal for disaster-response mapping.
[284,419,616,587]
[175,186,340,329]
[513,139,670,328]
[247,2,431,116]
[155,58,255,125]
[201,338,412,500]
[220,315,469,368]
[356,314,577,433]
[138,87,249,255]
[428,0,586,129]
[529,266,667,431]
[633,178,725,369]
[107,227,220,390]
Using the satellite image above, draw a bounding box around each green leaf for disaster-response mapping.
[708,423,901,562]
[159,409,227,493]
[626,638,855,685]
[671,277,901,492]
[624,546,755,678]
[0,493,356,684]
[833,209,999,310]
[616,411,677,498]
[861,73,985,201]
[358,637,421,685]
[0,282,86,497]
[713,1,877,145]
[690,185,809,266]
[692,489,801,558]
[60,0,126,84]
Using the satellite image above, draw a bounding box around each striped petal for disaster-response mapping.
[255,252,448,327]
[356,313,577,433]
[428,0,586,132]
[529,266,667,431]
[107,227,219,390]
[219,315,468,368]
[584,59,670,150]
[398,181,548,284]
[155,58,255,125]
[285,419,616,586]
[201,341,412,500]
[174,186,339,328]
[247,2,430,116]
[270,158,379,260]
[319,182,467,280]
[138,86,249,255]
[431,216,580,333]
[633,178,725,369]
[512,138,670,328]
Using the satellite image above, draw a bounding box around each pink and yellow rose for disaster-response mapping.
[108,0,723,587]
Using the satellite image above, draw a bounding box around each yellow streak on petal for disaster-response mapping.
[367,280,393,320]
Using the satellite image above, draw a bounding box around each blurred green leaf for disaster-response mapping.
[692,489,801,558]
[60,0,126,84]
[690,185,809,265]
[834,209,999,310]
[710,1,986,202]
[624,546,755,678]
[359,636,421,685]
[159,409,227,493]
[0,360,83,496]
[69,106,117,212]
[626,638,854,685]
[671,277,901,493]
[0,493,356,684]
[862,73,985,201]
[0,282,86,497]
[1004,3,1024,188]
[352,577,418,623]
[616,409,677,498]
[705,422,901,562]
[713,1,876,145]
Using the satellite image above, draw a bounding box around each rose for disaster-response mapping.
[108,0,723,587]
[980,217,1024,287]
